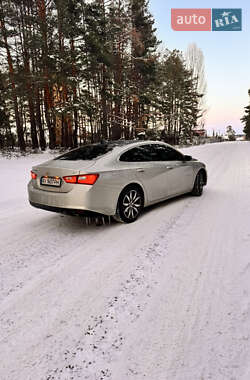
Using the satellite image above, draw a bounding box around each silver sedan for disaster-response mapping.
[28,140,207,223]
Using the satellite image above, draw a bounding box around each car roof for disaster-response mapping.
[99,139,169,149]
[53,140,176,164]
[96,140,173,154]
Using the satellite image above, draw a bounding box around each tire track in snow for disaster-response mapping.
[44,199,194,380]
[0,191,191,380]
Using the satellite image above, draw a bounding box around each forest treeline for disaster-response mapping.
[0,0,204,152]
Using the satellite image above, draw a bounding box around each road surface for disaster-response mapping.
[0,142,250,380]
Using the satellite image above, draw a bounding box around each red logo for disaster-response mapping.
[171,9,211,31]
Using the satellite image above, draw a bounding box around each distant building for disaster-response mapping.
[235,134,245,141]
[193,129,206,137]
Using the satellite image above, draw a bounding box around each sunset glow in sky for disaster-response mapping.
[149,0,250,135]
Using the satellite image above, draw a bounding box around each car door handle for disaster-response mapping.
[165,166,174,170]
[136,168,145,172]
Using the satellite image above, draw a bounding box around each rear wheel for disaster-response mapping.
[191,171,204,196]
[114,186,144,223]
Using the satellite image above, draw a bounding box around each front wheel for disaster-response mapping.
[114,186,144,223]
[191,171,204,196]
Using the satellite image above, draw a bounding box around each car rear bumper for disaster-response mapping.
[28,181,118,216]
[29,201,104,217]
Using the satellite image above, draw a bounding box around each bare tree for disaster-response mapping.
[185,43,207,128]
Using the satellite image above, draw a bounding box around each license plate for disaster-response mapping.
[41,176,61,187]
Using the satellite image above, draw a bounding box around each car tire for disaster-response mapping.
[191,171,204,196]
[114,186,144,223]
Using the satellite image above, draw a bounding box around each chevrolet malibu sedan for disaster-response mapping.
[28,140,207,223]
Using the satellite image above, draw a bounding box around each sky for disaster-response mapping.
[149,0,250,135]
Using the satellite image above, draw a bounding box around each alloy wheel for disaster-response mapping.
[122,189,142,220]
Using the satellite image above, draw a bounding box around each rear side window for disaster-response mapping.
[120,145,158,162]
[55,144,113,161]
[120,144,184,162]
[154,145,184,161]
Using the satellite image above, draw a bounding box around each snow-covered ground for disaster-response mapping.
[0,142,250,380]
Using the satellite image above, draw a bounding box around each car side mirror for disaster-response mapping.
[183,155,192,161]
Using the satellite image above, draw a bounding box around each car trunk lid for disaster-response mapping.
[31,160,96,193]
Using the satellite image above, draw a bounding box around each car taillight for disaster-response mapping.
[31,171,37,180]
[63,175,77,184]
[63,174,99,185]
[78,174,99,185]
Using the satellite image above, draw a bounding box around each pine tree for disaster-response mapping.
[0,69,14,148]
[155,50,200,144]
[0,0,26,151]
[37,0,56,149]
[130,0,160,135]
[226,125,236,141]
[241,90,250,140]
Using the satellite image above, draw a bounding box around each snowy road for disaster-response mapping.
[0,142,250,380]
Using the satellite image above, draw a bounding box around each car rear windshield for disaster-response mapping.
[55,144,114,161]
[55,141,136,161]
